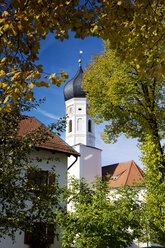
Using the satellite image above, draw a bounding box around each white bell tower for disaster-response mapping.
[64,54,101,183]
[65,70,95,147]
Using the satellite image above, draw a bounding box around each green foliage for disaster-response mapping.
[57,177,143,248]
[83,43,164,156]
[48,116,67,137]
[91,0,165,80]
[139,136,165,245]
[0,110,64,243]
[83,44,165,245]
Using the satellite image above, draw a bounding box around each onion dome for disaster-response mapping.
[64,64,86,101]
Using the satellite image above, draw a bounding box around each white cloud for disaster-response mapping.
[35,108,59,120]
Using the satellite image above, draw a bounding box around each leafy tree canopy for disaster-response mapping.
[0,0,164,112]
[82,43,164,161]
[58,177,143,248]
[139,136,165,245]
[82,43,165,244]
[90,0,165,80]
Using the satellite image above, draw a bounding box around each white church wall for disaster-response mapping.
[67,144,101,184]
[80,145,101,183]
[0,149,67,248]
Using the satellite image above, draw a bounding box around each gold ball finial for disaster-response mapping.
[78,50,83,66]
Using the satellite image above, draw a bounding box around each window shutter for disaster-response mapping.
[27,170,35,189]
[28,170,35,180]
[47,224,54,244]
[49,173,55,185]
[24,231,33,244]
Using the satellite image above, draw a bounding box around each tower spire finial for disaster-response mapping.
[78,50,83,67]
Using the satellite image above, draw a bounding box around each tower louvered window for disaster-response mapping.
[88,120,92,133]
[69,120,72,133]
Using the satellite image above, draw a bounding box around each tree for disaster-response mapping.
[0,0,71,242]
[88,0,165,79]
[83,43,164,170]
[0,0,164,243]
[139,137,165,245]
[0,0,164,113]
[0,108,65,244]
[82,44,165,244]
[57,177,143,248]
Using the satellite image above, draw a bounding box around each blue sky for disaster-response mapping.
[26,32,142,168]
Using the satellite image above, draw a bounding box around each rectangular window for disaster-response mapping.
[24,223,54,247]
[27,170,55,190]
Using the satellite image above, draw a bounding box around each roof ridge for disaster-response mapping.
[125,160,133,185]
[132,160,144,179]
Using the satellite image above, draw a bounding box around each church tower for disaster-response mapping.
[64,58,101,183]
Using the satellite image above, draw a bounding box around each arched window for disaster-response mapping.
[77,118,82,131]
[88,120,92,132]
[69,120,72,133]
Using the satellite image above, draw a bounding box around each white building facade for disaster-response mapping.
[0,116,79,248]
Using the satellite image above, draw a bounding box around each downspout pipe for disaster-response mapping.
[67,155,78,171]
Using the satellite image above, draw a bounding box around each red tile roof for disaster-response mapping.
[17,116,79,157]
[102,160,144,188]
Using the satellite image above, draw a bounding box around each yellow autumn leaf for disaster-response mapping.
[3,24,10,32]
[11,24,17,36]
[91,25,98,34]
[33,71,41,80]
[2,83,10,90]
[117,1,122,5]
[60,70,68,79]
[29,82,35,89]
[16,12,24,19]
[49,73,56,79]
[0,18,6,24]
[59,78,66,83]
[0,70,5,78]
[35,81,50,88]
[51,77,60,85]
[12,82,23,91]
[1,57,6,63]
[5,103,12,112]
[17,24,23,31]
[11,72,21,81]
[3,95,9,104]
[24,91,34,101]
[2,11,9,17]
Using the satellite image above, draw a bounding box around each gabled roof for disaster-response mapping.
[102,160,144,188]
[17,116,79,157]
